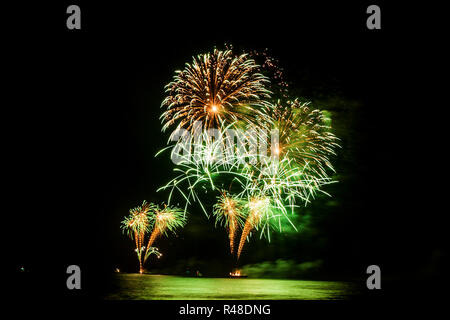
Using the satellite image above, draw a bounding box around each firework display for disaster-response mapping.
[155,47,338,261]
[261,99,339,179]
[18,2,419,302]
[161,49,271,134]
[121,201,186,273]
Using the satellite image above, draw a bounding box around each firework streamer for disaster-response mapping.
[213,191,246,254]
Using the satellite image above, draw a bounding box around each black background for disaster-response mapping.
[4,0,446,315]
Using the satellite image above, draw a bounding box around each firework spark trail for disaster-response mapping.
[236,196,271,259]
[161,49,271,134]
[229,222,236,254]
[213,192,245,254]
[146,228,160,249]
[237,219,253,260]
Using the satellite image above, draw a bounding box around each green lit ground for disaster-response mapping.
[104,274,361,300]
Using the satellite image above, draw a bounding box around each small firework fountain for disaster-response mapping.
[213,192,245,255]
[121,201,186,274]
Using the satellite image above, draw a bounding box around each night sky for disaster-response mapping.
[5,2,445,301]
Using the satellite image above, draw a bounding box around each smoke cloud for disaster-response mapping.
[241,259,323,279]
